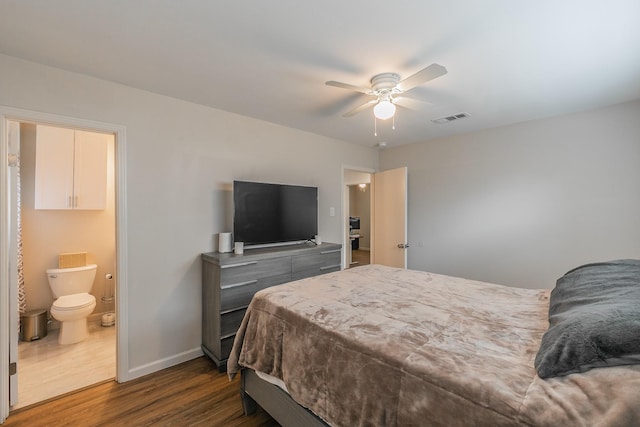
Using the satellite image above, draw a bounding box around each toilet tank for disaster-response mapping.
[46,264,97,298]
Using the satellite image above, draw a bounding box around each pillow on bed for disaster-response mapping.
[535,259,640,379]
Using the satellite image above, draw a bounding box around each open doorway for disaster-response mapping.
[342,166,409,271]
[13,122,116,409]
[1,107,128,420]
[11,122,116,409]
[343,169,372,269]
[348,184,371,268]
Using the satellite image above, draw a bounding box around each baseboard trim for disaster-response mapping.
[125,347,203,382]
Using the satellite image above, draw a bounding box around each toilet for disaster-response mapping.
[46,264,97,345]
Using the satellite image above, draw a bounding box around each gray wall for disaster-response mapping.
[380,100,640,289]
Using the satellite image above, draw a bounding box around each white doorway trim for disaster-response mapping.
[0,106,129,422]
[341,165,375,270]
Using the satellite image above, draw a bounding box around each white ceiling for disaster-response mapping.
[1,1,639,148]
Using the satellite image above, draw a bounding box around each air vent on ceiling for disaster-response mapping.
[431,112,470,124]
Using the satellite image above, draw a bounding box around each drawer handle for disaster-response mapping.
[320,249,341,254]
[221,261,257,269]
[221,332,237,340]
[221,279,258,290]
[221,304,249,315]
[320,264,341,270]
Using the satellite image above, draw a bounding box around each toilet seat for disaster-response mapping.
[52,293,96,311]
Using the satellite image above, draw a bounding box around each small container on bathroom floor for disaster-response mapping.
[20,309,49,341]
[101,312,115,327]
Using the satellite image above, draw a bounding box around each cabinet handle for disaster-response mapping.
[320,264,341,270]
[320,249,341,254]
[221,279,258,290]
[68,196,73,208]
[221,261,257,269]
[74,195,78,208]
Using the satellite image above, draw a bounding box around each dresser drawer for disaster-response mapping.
[292,248,341,273]
[220,336,235,361]
[202,243,342,371]
[220,273,291,312]
[292,264,341,281]
[220,307,248,339]
[220,256,290,285]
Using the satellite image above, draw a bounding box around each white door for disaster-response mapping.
[7,120,20,407]
[371,167,408,268]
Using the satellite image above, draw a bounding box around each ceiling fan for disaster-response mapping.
[326,63,447,120]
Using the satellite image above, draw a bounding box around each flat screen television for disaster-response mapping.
[233,180,318,246]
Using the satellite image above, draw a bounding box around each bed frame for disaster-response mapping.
[240,369,329,427]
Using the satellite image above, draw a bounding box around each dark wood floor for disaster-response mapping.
[350,249,370,268]
[6,357,279,427]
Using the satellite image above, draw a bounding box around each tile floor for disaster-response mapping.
[13,320,116,410]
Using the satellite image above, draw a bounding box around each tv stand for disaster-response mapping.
[201,242,342,371]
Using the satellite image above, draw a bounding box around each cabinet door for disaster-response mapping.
[35,125,75,209]
[34,125,108,210]
[74,130,108,210]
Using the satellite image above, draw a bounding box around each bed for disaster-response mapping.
[227,261,640,426]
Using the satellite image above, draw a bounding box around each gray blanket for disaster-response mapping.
[228,264,640,426]
[535,259,640,377]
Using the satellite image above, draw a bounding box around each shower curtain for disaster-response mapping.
[17,157,26,324]
[8,121,26,333]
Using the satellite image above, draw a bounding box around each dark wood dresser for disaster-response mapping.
[201,242,342,370]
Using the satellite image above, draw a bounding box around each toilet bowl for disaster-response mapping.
[46,264,97,345]
[50,293,96,344]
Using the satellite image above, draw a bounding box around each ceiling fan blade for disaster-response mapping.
[396,64,447,92]
[394,96,433,110]
[326,80,373,95]
[343,99,377,117]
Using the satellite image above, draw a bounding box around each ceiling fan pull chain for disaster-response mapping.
[392,115,396,131]
[374,116,377,137]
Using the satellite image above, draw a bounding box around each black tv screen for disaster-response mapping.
[233,180,318,246]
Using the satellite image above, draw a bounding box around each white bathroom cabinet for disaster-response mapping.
[34,124,108,210]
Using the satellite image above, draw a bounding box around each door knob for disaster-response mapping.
[397,243,410,249]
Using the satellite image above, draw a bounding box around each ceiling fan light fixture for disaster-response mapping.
[327,64,448,128]
[373,100,396,120]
